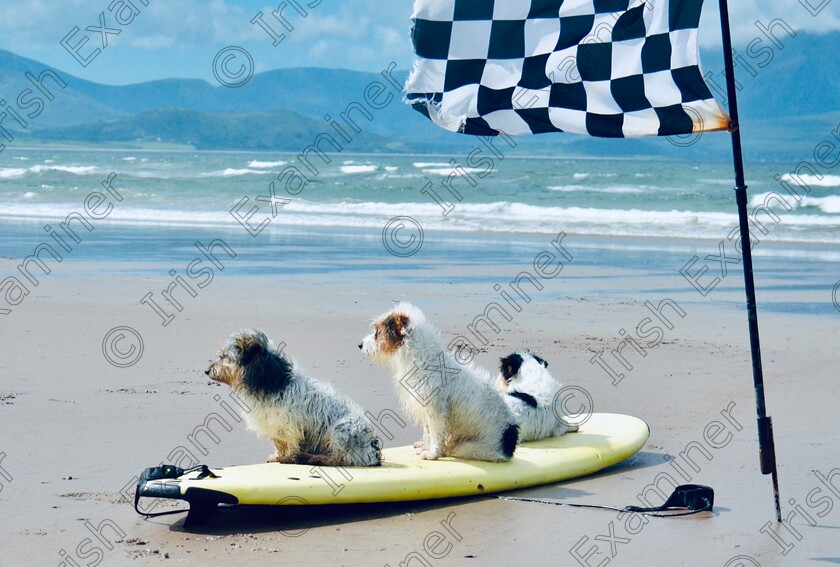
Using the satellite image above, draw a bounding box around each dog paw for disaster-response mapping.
[361,446,382,466]
[413,440,425,448]
[420,448,440,460]
[267,453,284,463]
[567,424,580,433]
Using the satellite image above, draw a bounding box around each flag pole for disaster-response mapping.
[717,0,782,522]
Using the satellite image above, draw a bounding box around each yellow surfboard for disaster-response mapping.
[137,413,648,523]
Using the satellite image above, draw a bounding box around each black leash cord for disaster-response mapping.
[498,484,714,518]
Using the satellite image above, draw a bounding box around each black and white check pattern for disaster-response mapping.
[405,0,730,138]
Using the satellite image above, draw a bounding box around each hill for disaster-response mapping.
[1,32,837,160]
[19,107,403,152]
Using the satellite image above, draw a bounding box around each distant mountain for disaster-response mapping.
[21,107,404,152]
[0,50,125,127]
[1,32,837,160]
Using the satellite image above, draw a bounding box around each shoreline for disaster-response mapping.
[2,213,839,257]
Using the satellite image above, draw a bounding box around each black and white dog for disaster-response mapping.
[498,351,578,442]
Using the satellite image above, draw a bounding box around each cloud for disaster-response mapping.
[308,39,330,59]
[0,0,261,51]
[698,0,840,48]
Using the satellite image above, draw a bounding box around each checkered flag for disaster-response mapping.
[405,0,730,138]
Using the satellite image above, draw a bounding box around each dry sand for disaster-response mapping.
[0,231,838,566]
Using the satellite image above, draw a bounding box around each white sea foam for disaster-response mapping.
[422,167,487,176]
[749,192,798,210]
[746,191,840,214]
[377,173,423,179]
[412,162,450,168]
[800,196,840,214]
[279,200,840,241]
[384,166,399,172]
[0,168,28,178]
[2,199,838,242]
[573,173,590,179]
[248,160,287,168]
[340,165,377,174]
[13,156,29,161]
[780,173,840,187]
[23,192,37,199]
[29,165,100,175]
[203,168,272,177]
[122,157,137,161]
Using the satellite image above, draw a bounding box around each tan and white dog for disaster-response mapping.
[360,303,519,461]
[207,329,382,467]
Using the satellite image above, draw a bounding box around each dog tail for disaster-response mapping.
[501,423,519,459]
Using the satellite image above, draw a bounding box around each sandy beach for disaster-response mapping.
[1,224,838,566]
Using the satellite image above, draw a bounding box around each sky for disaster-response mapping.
[0,0,837,85]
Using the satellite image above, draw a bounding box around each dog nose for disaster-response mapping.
[204,369,210,375]
[358,342,363,350]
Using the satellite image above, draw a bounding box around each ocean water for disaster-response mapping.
[0,147,838,245]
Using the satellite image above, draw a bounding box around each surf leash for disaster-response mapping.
[498,484,714,517]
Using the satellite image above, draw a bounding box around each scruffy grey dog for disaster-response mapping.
[360,302,519,462]
[498,350,579,442]
[206,329,382,466]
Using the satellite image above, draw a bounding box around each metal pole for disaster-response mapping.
[717,0,781,522]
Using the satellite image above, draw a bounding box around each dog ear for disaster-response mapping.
[395,314,412,336]
[386,314,411,340]
[500,353,523,382]
[531,353,548,368]
[237,332,266,366]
